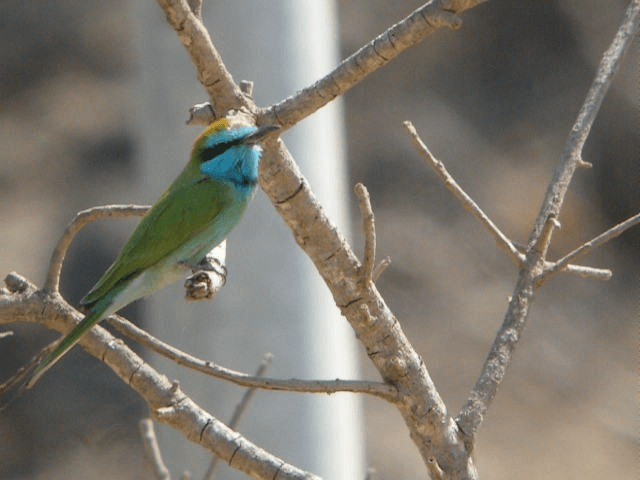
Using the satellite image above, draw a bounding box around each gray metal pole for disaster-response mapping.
[135,2,364,478]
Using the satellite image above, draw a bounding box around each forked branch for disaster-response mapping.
[456,0,640,442]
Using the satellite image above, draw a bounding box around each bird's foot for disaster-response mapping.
[179,258,227,277]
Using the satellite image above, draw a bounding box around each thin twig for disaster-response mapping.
[106,315,397,401]
[404,121,524,265]
[556,263,612,281]
[204,354,273,480]
[0,330,13,340]
[540,212,640,283]
[139,419,171,480]
[456,0,640,443]
[355,183,376,283]
[44,205,149,293]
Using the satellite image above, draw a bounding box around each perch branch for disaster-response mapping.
[456,0,640,443]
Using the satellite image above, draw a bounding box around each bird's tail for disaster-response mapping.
[0,304,109,410]
[26,306,107,389]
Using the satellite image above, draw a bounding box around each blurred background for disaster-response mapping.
[0,1,637,479]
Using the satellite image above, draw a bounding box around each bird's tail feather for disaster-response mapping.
[26,307,106,389]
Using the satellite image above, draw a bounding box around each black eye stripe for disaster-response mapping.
[200,138,243,163]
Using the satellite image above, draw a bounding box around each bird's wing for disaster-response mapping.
[80,176,233,309]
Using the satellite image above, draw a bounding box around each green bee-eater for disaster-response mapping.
[27,116,279,388]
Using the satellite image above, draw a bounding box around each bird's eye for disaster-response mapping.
[201,138,244,163]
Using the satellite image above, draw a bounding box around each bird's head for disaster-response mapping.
[194,115,279,163]
[194,115,280,189]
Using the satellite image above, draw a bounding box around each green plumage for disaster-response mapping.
[24,119,277,389]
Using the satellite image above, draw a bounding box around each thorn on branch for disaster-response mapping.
[354,183,376,284]
[578,158,593,169]
[187,102,216,126]
[4,272,33,294]
[239,80,254,97]
[155,406,177,418]
[372,256,391,282]
[531,214,561,260]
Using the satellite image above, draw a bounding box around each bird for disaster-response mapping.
[26,116,279,389]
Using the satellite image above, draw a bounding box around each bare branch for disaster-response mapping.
[106,314,397,401]
[528,0,640,246]
[457,0,640,443]
[540,212,640,283]
[44,205,149,294]
[204,354,273,480]
[404,121,524,265]
[155,0,248,114]
[354,183,377,284]
[0,280,319,480]
[261,1,486,128]
[139,418,171,480]
[0,330,13,340]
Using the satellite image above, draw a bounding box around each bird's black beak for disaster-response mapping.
[243,125,280,145]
